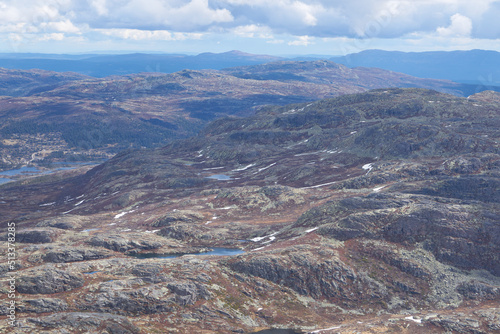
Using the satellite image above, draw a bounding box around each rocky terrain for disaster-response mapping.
[0,60,482,171]
[0,88,499,333]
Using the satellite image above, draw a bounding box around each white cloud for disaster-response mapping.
[0,0,500,53]
[40,19,81,34]
[39,32,65,41]
[288,35,314,46]
[231,24,273,38]
[90,0,109,16]
[436,13,473,37]
[98,28,203,41]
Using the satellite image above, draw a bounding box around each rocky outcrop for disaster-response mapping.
[14,229,58,243]
[167,281,212,306]
[158,223,214,241]
[226,245,389,309]
[88,233,163,252]
[79,279,212,315]
[17,268,84,294]
[295,193,500,276]
[27,312,140,334]
[18,298,68,314]
[42,246,112,263]
[152,210,204,227]
[36,215,84,229]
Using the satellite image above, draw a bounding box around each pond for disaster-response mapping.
[0,178,13,185]
[0,166,41,176]
[0,162,103,184]
[130,247,244,259]
[205,174,232,180]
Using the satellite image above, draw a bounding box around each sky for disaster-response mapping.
[1,0,500,55]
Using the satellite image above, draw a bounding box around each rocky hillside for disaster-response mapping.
[0,88,499,333]
[0,61,484,171]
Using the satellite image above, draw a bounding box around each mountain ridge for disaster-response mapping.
[0,61,483,171]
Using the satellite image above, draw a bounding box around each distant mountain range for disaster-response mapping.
[1,49,500,90]
[0,50,284,77]
[331,49,500,87]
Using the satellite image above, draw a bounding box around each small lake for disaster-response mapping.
[0,163,100,185]
[0,166,40,176]
[0,178,13,185]
[205,174,232,180]
[130,247,244,259]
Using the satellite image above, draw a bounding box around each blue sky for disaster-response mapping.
[1,0,500,55]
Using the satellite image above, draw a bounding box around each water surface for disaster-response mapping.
[130,247,244,259]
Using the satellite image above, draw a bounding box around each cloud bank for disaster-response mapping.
[0,0,499,53]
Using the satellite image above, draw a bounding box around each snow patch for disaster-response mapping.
[405,316,422,324]
[373,185,387,192]
[250,232,278,242]
[203,166,224,170]
[114,210,135,219]
[233,163,256,171]
[257,162,276,173]
[362,163,373,171]
[305,227,319,233]
[300,181,337,189]
[62,208,77,214]
[39,202,56,207]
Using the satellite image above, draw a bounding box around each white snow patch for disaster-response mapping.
[350,131,357,134]
[250,232,278,242]
[233,163,256,171]
[257,162,276,172]
[203,166,224,170]
[251,246,266,251]
[62,208,77,214]
[144,229,160,233]
[39,202,56,207]
[305,227,319,233]
[217,206,236,210]
[300,181,337,189]
[74,200,85,206]
[294,151,321,157]
[121,228,132,232]
[373,185,387,192]
[362,163,373,171]
[405,316,422,324]
[114,210,135,219]
[205,221,212,225]
[261,236,276,244]
[108,223,116,226]
[257,308,263,311]
[76,194,85,199]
